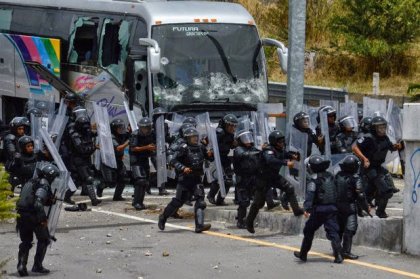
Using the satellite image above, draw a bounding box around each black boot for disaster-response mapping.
[266,201,280,210]
[280,192,290,210]
[64,189,75,205]
[87,184,101,206]
[215,194,227,206]
[288,194,304,216]
[195,208,211,233]
[132,183,145,210]
[207,182,218,204]
[32,242,50,273]
[331,240,344,264]
[17,243,30,277]
[80,185,89,196]
[113,183,125,201]
[376,198,389,218]
[159,187,170,196]
[158,214,167,231]
[342,233,358,260]
[96,183,105,198]
[294,236,312,262]
[236,206,247,229]
[246,205,259,234]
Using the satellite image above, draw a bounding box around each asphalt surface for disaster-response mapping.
[1,180,419,279]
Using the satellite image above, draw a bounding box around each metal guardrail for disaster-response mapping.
[268,82,347,104]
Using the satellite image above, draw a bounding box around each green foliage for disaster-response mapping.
[407,83,420,102]
[329,0,420,76]
[0,166,17,221]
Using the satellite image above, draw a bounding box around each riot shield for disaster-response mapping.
[168,113,186,137]
[155,114,168,189]
[57,98,67,116]
[30,114,43,153]
[363,97,387,118]
[93,103,117,169]
[339,101,358,132]
[49,114,69,150]
[386,99,403,143]
[319,110,331,161]
[330,153,350,175]
[196,112,226,198]
[249,111,270,150]
[124,101,138,132]
[304,105,319,130]
[235,115,251,137]
[285,126,308,199]
[320,100,339,115]
[29,92,55,131]
[40,127,77,192]
[46,170,70,242]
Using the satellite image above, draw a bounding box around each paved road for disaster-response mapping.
[1,184,419,279]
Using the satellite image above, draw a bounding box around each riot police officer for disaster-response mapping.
[97,118,129,200]
[333,115,358,154]
[335,155,370,260]
[158,127,213,233]
[316,106,340,154]
[294,155,343,264]
[8,136,38,187]
[130,117,155,210]
[358,117,372,136]
[16,163,60,276]
[233,130,260,229]
[246,131,303,234]
[352,116,402,218]
[207,114,238,205]
[4,117,30,192]
[293,112,321,157]
[66,115,101,206]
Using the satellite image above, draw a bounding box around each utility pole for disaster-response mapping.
[286,0,307,124]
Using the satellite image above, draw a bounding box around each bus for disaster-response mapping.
[0,0,287,122]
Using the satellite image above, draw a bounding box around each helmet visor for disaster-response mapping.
[238,132,254,144]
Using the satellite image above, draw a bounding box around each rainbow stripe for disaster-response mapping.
[5,34,60,95]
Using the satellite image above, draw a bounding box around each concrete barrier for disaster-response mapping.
[402,103,420,256]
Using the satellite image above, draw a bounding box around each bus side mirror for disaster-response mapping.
[261,38,288,74]
[139,38,161,74]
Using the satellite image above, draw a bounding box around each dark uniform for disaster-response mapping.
[246,131,304,234]
[293,112,320,157]
[97,118,129,201]
[335,155,370,260]
[8,136,38,187]
[333,115,358,154]
[67,115,101,206]
[233,131,260,229]
[294,155,343,264]
[207,114,238,205]
[4,117,30,192]
[130,117,155,210]
[16,163,60,276]
[353,116,399,218]
[315,106,340,154]
[158,127,213,233]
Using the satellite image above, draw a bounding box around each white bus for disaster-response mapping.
[0,0,287,122]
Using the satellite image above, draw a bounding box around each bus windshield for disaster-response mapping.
[151,23,267,111]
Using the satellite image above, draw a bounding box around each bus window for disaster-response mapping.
[0,9,12,31]
[99,19,131,84]
[68,17,99,65]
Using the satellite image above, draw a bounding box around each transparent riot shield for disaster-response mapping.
[30,114,43,153]
[196,112,226,197]
[49,114,69,150]
[93,103,117,169]
[235,115,251,137]
[363,97,387,118]
[285,126,308,199]
[168,113,186,137]
[320,100,339,115]
[340,101,359,132]
[155,114,168,189]
[304,105,319,130]
[57,98,67,116]
[330,153,350,175]
[40,127,77,192]
[46,170,70,243]
[124,101,138,132]
[386,99,403,143]
[249,111,270,150]
[29,92,55,131]
[319,110,331,161]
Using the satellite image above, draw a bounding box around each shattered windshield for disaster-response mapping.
[151,24,267,110]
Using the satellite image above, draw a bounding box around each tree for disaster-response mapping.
[0,166,17,221]
[329,0,420,76]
